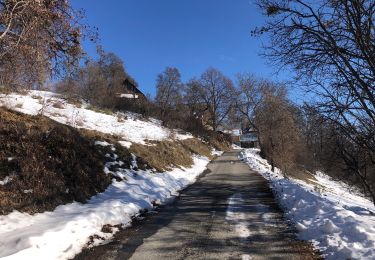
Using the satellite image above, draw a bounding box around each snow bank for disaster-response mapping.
[0,90,215,259]
[211,149,224,156]
[0,91,191,144]
[241,149,375,260]
[232,144,242,150]
[0,155,210,260]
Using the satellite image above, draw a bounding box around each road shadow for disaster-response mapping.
[74,152,321,260]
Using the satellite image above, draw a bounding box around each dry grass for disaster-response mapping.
[197,131,231,152]
[0,87,29,95]
[31,95,43,100]
[287,167,318,185]
[0,106,223,215]
[180,138,213,159]
[65,97,82,108]
[87,105,114,115]
[0,86,12,95]
[129,138,213,172]
[52,101,65,109]
[130,140,193,172]
[15,103,23,108]
[0,108,113,215]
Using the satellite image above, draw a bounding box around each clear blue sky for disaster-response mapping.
[71,0,289,97]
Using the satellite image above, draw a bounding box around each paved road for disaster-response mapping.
[75,151,319,260]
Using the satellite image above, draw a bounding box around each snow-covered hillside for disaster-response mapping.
[241,148,375,260]
[0,153,209,260]
[0,91,210,259]
[0,90,192,145]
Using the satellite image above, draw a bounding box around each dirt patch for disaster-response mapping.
[0,108,113,215]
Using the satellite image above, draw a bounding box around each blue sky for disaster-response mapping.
[72,0,290,97]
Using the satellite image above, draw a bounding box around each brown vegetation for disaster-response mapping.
[255,0,375,203]
[56,49,142,113]
[180,138,213,159]
[129,141,194,172]
[0,0,88,89]
[0,108,112,215]
[129,137,216,172]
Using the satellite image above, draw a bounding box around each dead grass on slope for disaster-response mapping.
[207,132,231,152]
[180,138,213,159]
[130,141,193,172]
[0,108,113,215]
[287,167,318,185]
[129,138,213,172]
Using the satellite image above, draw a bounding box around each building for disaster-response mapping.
[228,129,242,146]
[115,77,148,111]
[229,128,259,148]
[239,130,259,148]
[117,78,146,100]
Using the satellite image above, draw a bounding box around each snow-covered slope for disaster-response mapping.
[0,91,209,259]
[0,152,209,259]
[241,148,375,260]
[0,90,192,144]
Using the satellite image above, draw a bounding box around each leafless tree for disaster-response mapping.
[155,67,183,119]
[254,0,374,149]
[192,68,235,131]
[254,84,301,174]
[255,0,375,202]
[302,104,375,203]
[56,49,134,110]
[234,74,289,149]
[0,0,89,89]
[234,74,262,131]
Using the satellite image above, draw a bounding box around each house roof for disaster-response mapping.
[120,77,146,99]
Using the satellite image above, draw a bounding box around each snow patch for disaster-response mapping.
[241,148,375,260]
[226,193,251,239]
[0,91,192,145]
[232,144,242,150]
[118,140,132,148]
[94,141,111,147]
[0,176,13,186]
[212,149,224,156]
[0,155,210,259]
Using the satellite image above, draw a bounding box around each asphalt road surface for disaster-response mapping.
[75,151,320,260]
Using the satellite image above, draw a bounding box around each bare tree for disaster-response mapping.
[301,104,375,203]
[195,68,235,131]
[234,74,288,149]
[155,67,183,119]
[0,0,88,89]
[255,0,375,202]
[254,0,374,150]
[254,84,301,174]
[56,49,134,110]
[234,74,261,130]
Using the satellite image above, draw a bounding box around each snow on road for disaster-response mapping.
[241,148,375,260]
[226,193,252,239]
